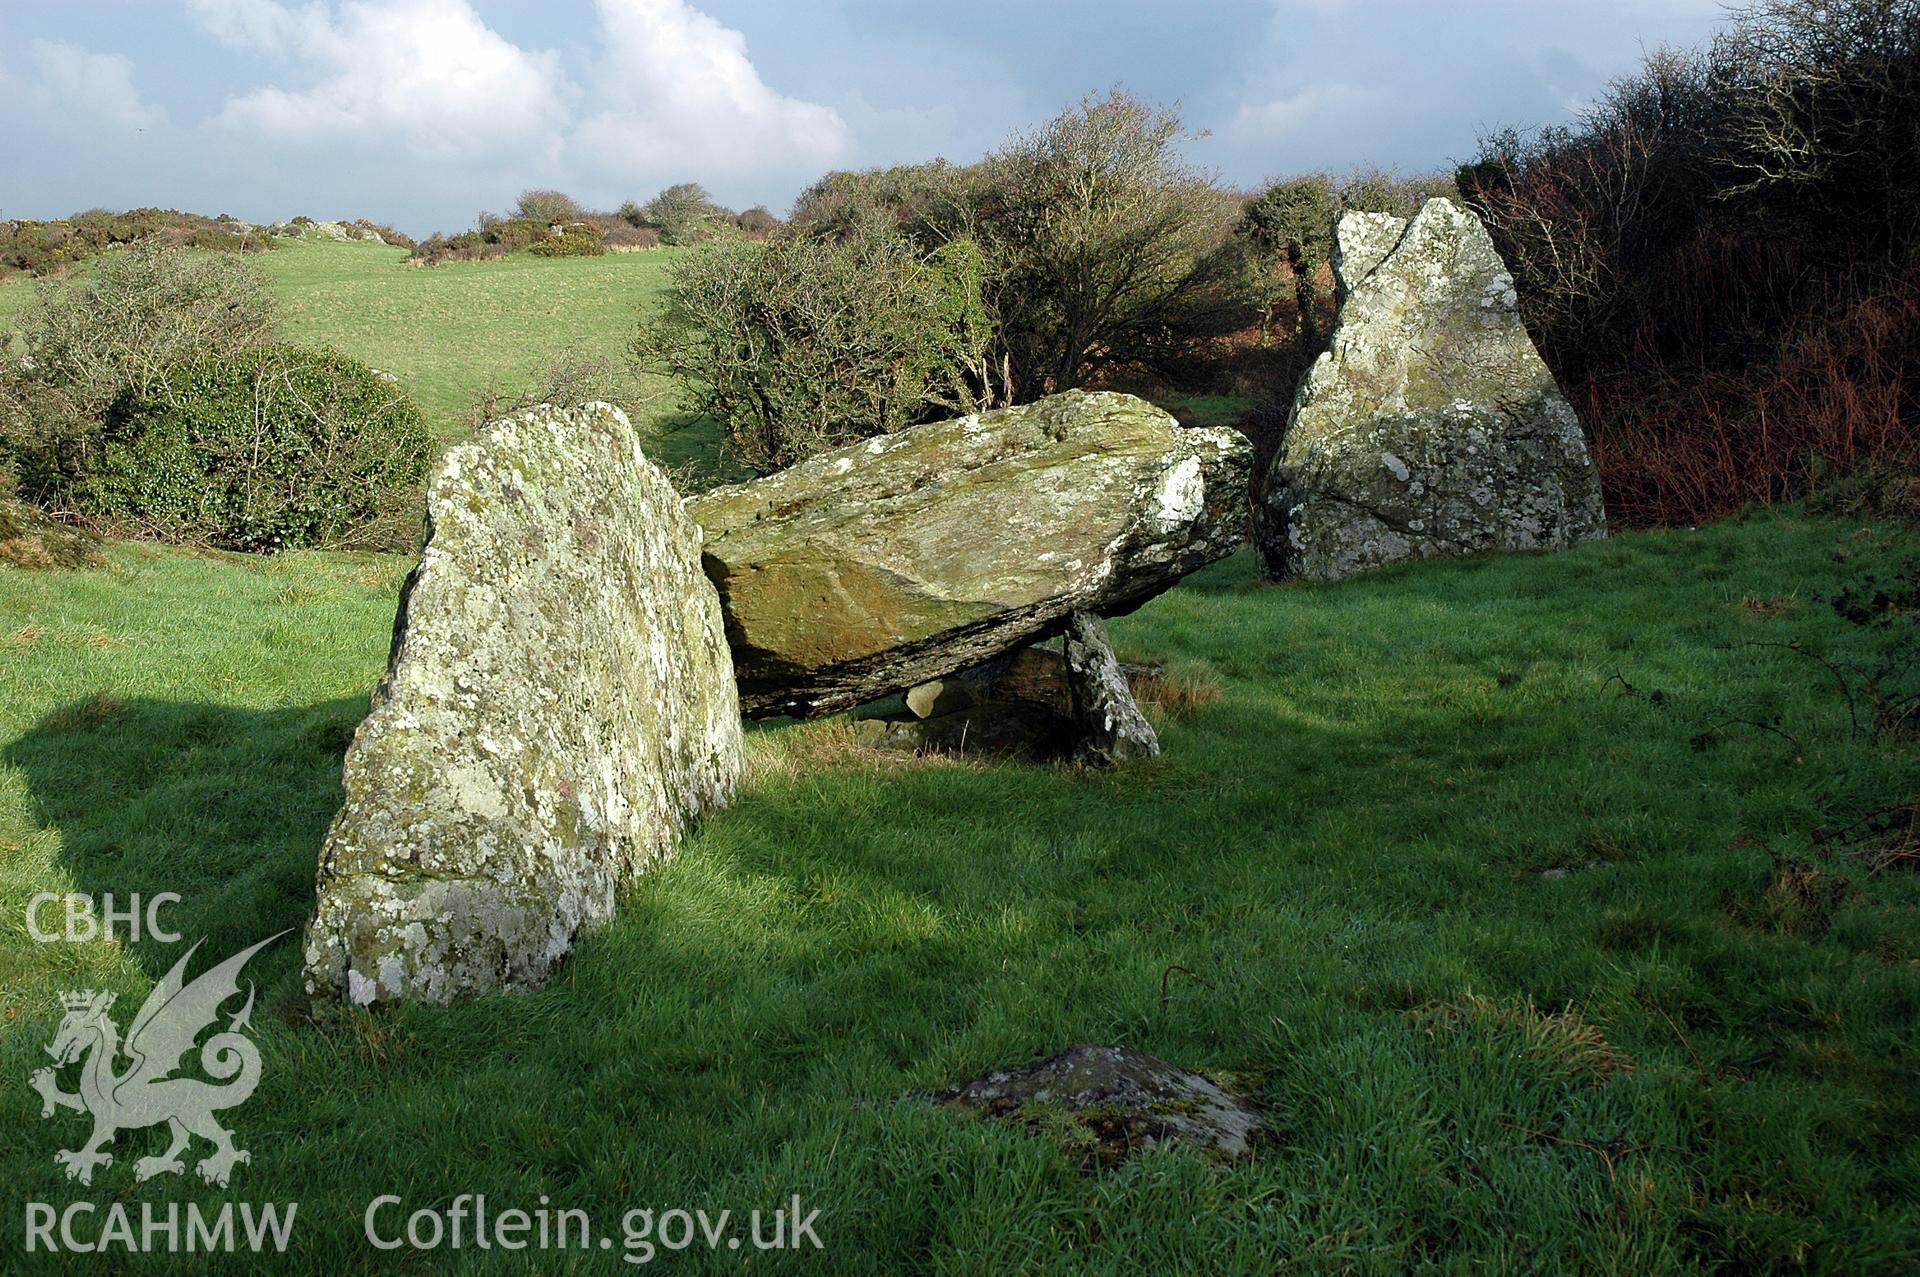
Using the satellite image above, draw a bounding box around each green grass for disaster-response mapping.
[0,271,42,331]
[8,241,1235,484]
[259,241,672,434]
[1156,393,1255,429]
[2,512,1916,1272]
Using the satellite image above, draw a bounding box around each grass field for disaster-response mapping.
[1,242,736,484]
[2,241,1248,488]
[3,504,1917,1272]
[259,242,658,429]
[0,272,41,332]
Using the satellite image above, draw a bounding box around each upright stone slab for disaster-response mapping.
[1256,198,1606,582]
[304,403,743,1006]
[1062,612,1160,766]
[690,390,1250,718]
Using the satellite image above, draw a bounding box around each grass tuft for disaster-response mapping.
[1404,993,1635,1088]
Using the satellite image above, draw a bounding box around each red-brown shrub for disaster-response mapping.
[602,224,661,250]
[1586,255,1919,524]
[1461,1,1920,526]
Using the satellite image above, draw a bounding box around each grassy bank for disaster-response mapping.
[2,510,1916,1272]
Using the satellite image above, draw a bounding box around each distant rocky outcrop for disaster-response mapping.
[304,403,742,1006]
[690,390,1250,719]
[270,218,389,245]
[1255,198,1605,582]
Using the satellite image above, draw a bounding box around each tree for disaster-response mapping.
[1237,175,1338,348]
[513,189,584,225]
[636,229,997,472]
[972,89,1243,396]
[643,183,732,245]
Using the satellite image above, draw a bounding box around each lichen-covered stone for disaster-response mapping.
[1331,211,1406,303]
[1256,198,1605,582]
[1062,612,1159,766]
[690,390,1250,718]
[927,1044,1265,1165]
[304,402,742,1006]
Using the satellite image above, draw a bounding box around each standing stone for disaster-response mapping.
[1062,612,1160,766]
[1256,198,1606,582]
[304,403,743,1006]
[690,390,1250,718]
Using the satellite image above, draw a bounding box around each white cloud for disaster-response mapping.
[196,0,568,163]
[574,0,850,179]
[1231,82,1382,140]
[183,0,847,200]
[188,0,331,56]
[6,39,167,132]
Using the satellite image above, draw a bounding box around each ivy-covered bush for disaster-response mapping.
[85,347,430,551]
[529,227,607,258]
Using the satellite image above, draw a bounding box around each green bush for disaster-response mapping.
[529,228,607,258]
[348,219,415,250]
[636,230,997,472]
[83,347,430,551]
[781,97,1255,400]
[184,224,276,253]
[786,162,980,245]
[972,91,1248,396]
[735,206,779,238]
[475,216,551,253]
[466,344,655,441]
[0,208,279,276]
[0,241,279,498]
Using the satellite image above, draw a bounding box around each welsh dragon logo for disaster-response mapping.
[31,932,285,1187]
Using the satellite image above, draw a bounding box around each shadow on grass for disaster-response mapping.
[643,410,751,491]
[2,695,368,998]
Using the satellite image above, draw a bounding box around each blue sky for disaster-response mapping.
[0,1,1730,235]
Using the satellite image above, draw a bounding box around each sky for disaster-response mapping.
[0,0,1732,235]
